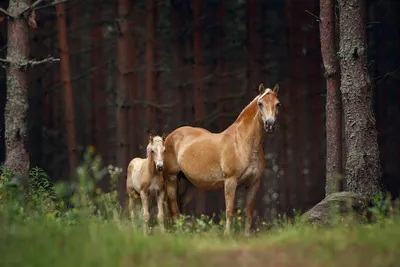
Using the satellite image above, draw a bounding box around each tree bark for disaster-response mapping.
[145,0,157,133]
[192,0,206,215]
[4,0,30,174]
[56,2,78,178]
[127,1,138,159]
[338,0,381,197]
[320,0,342,196]
[90,0,108,161]
[246,0,255,98]
[116,0,133,205]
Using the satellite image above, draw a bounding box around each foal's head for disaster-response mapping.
[256,83,281,133]
[146,134,167,172]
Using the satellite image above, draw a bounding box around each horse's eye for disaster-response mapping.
[258,102,263,107]
[151,150,155,154]
[276,103,281,107]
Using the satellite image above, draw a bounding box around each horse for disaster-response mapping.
[163,83,281,236]
[126,134,167,234]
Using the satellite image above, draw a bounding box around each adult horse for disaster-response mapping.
[163,83,281,236]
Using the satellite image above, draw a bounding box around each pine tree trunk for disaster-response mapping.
[90,0,108,161]
[338,0,381,197]
[56,2,78,178]
[145,0,157,132]
[246,0,255,97]
[116,0,133,205]
[320,0,342,196]
[4,0,30,174]
[127,1,138,159]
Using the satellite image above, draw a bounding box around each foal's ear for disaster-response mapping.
[162,133,167,141]
[258,83,266,95]
[148,134,153,143]
[273,84,279,95]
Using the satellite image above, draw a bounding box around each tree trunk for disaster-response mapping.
[90,0,108,161]
[191,0,206,215]
[320,0,342,196]
[56,2,78,178]
[216,0,226,131]
[145,0,157,133]
[4,0,30,174]
[246,0,255,97]
[127,1,138,159]
[171,2,185,127]
[338,0,381,197]
[116,0,133,205]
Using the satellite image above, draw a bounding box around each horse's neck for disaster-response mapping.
[146,153,156,175]
[229,98,264,154]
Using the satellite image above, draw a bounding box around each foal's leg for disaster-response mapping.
[139,190,150,234]
[165,175,179,221]
[244,178,260,237]
[156,190,166,233]
[224,178,238,237]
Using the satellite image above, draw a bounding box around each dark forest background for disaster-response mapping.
[0,0,399,220]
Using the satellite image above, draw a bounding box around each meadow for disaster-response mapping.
[1,150,399,267]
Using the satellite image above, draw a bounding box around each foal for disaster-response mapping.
[126,134,167,233]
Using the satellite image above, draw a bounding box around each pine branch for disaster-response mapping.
[0,56,60,69]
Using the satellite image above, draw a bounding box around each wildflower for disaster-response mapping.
[237,209,241,214]
[262,221,266,225]
[88,146,96,153]
[238,216,242,221]
[95,188,102,195]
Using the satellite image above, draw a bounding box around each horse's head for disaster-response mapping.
[147,133,167,172]
[256,83,281,133]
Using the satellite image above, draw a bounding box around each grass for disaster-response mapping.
[1,149,400,267]
[1,216,400,267]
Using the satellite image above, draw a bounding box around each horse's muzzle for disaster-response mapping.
[264,119,275,133]
[156,164,164,172]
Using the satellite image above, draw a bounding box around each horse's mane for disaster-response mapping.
[234,89,273,123]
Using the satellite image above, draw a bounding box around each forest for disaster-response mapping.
[1,0,400,266]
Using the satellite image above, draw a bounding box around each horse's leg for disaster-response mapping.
[244,178,260,236]
[165,175,180,221]
[224,178,238,237]
[128,194,135,220]
[179,181,198,214]
[139,190,150,235]
[156,190,166,233]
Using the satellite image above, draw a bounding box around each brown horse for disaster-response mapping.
[163,83,281,236]
[126,134,167,234]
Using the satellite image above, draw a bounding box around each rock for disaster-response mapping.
[300,191,368,225]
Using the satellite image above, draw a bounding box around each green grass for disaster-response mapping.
[1,216,400,267]
[1,150,400,267]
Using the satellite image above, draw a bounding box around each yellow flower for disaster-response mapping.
[95,188,102,195]
[262,221,266,225]
[237,209,241,214]
[88,146,96,153]
[238,216,242,221]
[219,220,224,226]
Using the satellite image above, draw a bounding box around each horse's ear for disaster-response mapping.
[148,134,153,143]
[273,84,279,95]
[258,83,265,95]
[162,133,167,141]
